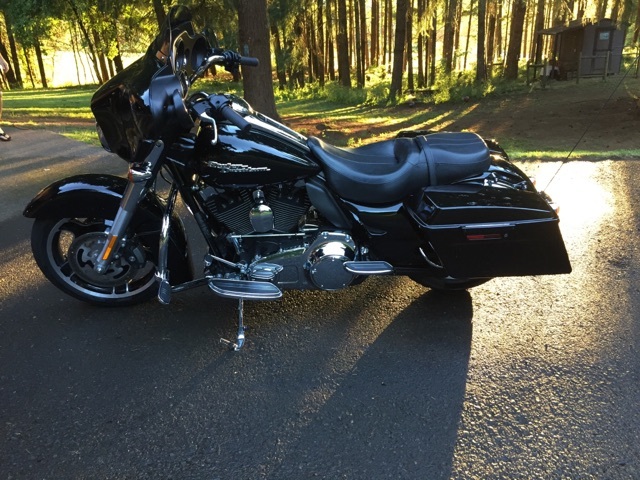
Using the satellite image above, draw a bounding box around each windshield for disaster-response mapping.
[90,6,207,162]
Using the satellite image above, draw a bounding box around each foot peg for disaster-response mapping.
[208,277,282,299]
[343,260,393,275]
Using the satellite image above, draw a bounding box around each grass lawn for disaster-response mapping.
[3,77,640,160]
[3,85,99,145]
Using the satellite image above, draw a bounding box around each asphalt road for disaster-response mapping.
[1,126,639,479]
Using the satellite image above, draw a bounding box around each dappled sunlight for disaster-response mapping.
[423,103,479,131]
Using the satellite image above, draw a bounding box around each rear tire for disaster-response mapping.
[409,275,490,291]
[31,215,159,306]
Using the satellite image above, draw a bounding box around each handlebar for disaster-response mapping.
[190,52,259,86]
[239,56,259,67]
[206,53,259,70]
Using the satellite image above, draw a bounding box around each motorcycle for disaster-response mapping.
[23,6,571,350]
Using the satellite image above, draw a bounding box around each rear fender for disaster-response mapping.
[23,174,193,284]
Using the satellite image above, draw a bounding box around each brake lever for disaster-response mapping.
[189,54,225,84]
[200,111,218,145]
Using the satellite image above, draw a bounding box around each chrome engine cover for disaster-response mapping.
[306,232,357,290]
[245,230,358,291]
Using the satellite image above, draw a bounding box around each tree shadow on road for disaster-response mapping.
[264,289,474,479]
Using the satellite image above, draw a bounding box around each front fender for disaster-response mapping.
[24,174,125,219]
[23,174,193,284]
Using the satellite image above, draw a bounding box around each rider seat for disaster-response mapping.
[307,132,490,205]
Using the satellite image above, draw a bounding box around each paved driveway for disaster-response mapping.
[1,126,639,479]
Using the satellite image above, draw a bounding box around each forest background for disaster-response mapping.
[2,0,640,97]
[0,0,639,157]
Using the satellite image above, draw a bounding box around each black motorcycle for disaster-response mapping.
[24,6,570,350]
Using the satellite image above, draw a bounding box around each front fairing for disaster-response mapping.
[90,6,202,162]
[90,53,160,161]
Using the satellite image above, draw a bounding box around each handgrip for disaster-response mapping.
[240,56,259,67]
[220,104,252,134]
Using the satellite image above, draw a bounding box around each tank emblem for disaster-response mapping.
[206,161,271,173]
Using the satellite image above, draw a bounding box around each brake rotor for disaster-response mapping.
[67,232,147,288]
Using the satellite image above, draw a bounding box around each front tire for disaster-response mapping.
[31,215,159,306]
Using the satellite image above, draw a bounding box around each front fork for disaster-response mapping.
[94,141,165,274]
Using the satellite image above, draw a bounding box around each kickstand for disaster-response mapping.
[220,298,246,351]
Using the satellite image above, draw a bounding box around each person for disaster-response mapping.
[0,52,11,141]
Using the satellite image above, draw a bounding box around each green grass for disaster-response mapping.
[3,79,640,159]
[4,85,96,109]
[3,85,100,145]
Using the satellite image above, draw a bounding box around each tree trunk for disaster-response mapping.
[504,0,526,80]
[610,0,621,21]
[326,0,336,81]
[387,0,393,67]
[532,0,545,64]
[454,0,462,70]
[486,0,496,71]
[271,25,287,88]
[2,13,23,88]
[67,0,103,84]
[34,42,48,88]
[235,0,280,120]
[389,0,409,101]
[23,47,36,88]
[443,0,459,73]
[359,0,368,70]
[407,0,414,92]
[152,0,166,28]
[634,0,640,43]
[317,0,325,86]
[307,12,316,84]
[371,0,380,67]
[598,0,608,19]
[476,0,487,82]
[337,0,351,87]
[495,0,503,61]
[417,0,425,88]
[355,0,363,86]
[464,0,476,70]
[382,0,389,66]
[430,15,437,84]
[93,29,110,82]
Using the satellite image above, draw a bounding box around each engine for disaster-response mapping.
[200,183,310,235]
[199,184,360,291]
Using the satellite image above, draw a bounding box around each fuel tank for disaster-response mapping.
[197,101,321,187]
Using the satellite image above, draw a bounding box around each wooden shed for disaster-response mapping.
[539,19,627,79]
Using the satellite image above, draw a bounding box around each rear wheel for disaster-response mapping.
[409,275,491,291]
[31,216,159,306]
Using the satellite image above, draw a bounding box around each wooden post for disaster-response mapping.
[604,51,610,81]
[577,52,581,84]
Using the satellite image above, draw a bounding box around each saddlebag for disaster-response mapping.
[414,184,572,278]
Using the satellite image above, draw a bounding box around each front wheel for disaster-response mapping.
[31,216,159,306]
[409,275,491,291]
